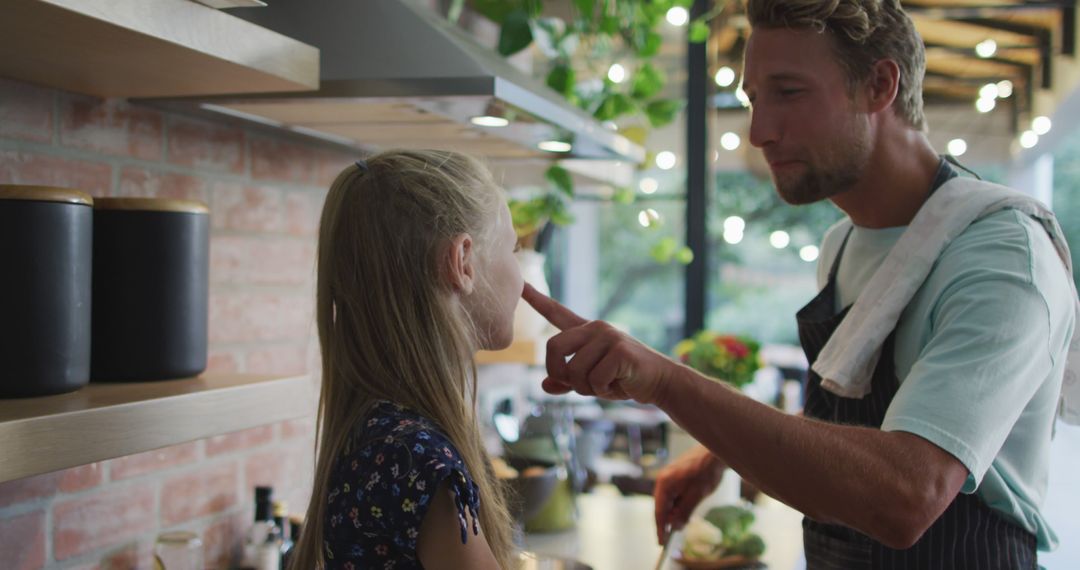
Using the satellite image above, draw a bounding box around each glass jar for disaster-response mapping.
[153,531,202,570]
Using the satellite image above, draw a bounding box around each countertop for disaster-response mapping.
[523,485,805,570]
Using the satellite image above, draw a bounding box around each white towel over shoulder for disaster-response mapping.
[811,176,1080,425]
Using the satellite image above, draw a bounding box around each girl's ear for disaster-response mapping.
[445,233,475,294]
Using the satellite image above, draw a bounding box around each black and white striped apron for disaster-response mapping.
[795,230,1038,569]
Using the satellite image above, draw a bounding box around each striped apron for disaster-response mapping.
[795,230,1038,569]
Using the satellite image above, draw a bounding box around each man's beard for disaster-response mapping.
[772,121,871,206]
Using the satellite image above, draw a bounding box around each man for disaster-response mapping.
[521,0,1078,566]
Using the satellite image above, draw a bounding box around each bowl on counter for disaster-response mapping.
[519,552,592,570]
[499,457,560,525]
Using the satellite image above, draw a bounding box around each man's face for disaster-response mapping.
[742,27,872,205]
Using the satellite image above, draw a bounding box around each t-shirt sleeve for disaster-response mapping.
[881,211,1064,492]
[349,426,481,556]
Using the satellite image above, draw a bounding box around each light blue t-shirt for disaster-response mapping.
[817,207,1076,551]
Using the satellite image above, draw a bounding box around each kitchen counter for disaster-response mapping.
[523,485,805,570]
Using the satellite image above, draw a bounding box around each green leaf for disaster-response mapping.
[447,0,465,23]
[613,186,635,204]
[471,0,515,22]
[689,19,710,43]
[594,93,636,121]
[550,209,574,226]
[638,31,662,57]
[545,164,574,197]
[573,0,596,24]
[600,14,620,35]
[619,125,648,146]
[645,99,684,127]
[631,63,665,100]
[498,9,534,56]
[675,247,694,264]
[649,236,678,263]
[546,64,576,98]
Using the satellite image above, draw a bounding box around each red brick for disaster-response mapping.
[0,471,59,508]
[285,190,325,237]
[0,78,53,143]
[205,425,275,456]
[0,150,111,196]
[243,449,288,492]
[167,116,244,174]
[211,182,285,232]
[59,94,163,160]
[90,540,152,570]
[281,417,314,441]
[202,514,245,569]
[53,484,155,560]
[0,511,46,570]
[116,167,210,203]
[208,290,312,344]
[245,344,309,376]
[59,463,104,493]
[109,441,200,481]
[250,135,320,184]
[210,236,314,285]
[206,350,240,374]
[316,150,356,187]
[161,462,238,526]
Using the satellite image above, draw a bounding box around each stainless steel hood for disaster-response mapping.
[165,0,644,163]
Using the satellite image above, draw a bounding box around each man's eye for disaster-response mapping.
[779,88,803,97]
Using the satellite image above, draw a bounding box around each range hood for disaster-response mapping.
[158,0,644,164]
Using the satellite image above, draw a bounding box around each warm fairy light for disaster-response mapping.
[947,138,967,157]
[720,132,741,151]
[715,66,736,87]
[769,230,790,249]
[800,245,820,262]
[666,6,689,26]
[608,63,626,84]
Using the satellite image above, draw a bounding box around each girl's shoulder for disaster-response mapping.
[323,401,481,565]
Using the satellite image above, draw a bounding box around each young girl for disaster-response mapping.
[290,150,523,569]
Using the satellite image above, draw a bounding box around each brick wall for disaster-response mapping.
[0,77,356,569]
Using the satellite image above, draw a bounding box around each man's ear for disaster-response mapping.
[865,58,900,115]
[445,233,475,294]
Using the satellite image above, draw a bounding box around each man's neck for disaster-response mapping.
[831,128,942,229]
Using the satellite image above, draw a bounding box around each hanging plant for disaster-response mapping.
[450,0,720,257]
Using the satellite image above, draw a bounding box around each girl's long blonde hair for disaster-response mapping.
[291,149,516,569]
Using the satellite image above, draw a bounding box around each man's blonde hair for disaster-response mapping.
[747,0,927,131]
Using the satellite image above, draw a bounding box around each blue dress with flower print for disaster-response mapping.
[322,400,481,569]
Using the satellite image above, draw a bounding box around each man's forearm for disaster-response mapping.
[655,364,963,549]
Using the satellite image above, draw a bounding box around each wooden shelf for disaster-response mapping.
[0,374,312,483]
[476,339,544,366]
[0,0,319,98]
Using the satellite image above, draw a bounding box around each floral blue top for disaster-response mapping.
[323,400,481,569]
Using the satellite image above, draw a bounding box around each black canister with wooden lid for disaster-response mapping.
[0,186,93,398]
[91,198,209,381]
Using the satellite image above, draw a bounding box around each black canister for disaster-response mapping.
[0,186,93,398]
[91,198,209,381]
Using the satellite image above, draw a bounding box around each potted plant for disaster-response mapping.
[673,331,762,389]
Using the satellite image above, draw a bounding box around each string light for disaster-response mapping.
[720,132,741,151]
[975,39,997,58]
[666,6,689,26]
[656,151,677,170]
[800,245,820,262]
[1032,116,1052,135]
[947,138,967,157]
[714,66,736,87]
[769,230,790,249]
[608,63,626,84]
